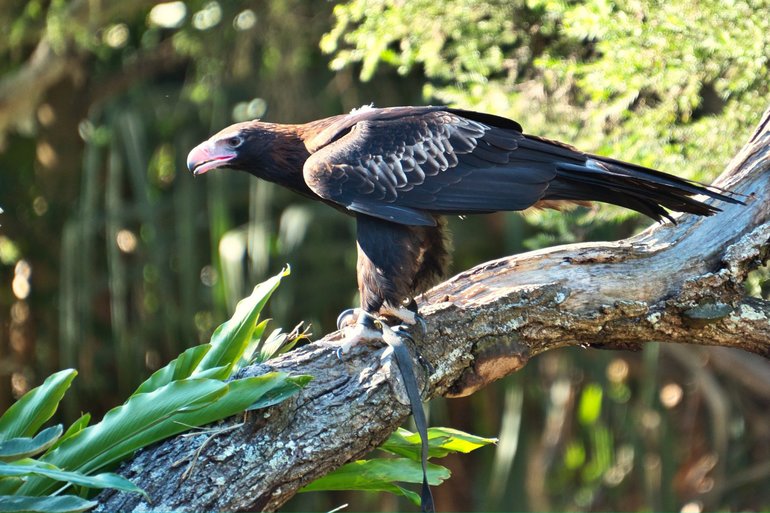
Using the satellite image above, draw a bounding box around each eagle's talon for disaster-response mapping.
[391,324,415,344]
[336,308,359,330]
[414,313,427,338]
[337,310,385,356]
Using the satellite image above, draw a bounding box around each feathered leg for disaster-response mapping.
[337,214,448,352]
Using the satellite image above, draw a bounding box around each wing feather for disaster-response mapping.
[303,107,556,225]
[299,105,737,226]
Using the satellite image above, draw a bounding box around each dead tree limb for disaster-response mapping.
[96,108,770,512]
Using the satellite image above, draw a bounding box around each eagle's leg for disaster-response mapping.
[336,215,450,353]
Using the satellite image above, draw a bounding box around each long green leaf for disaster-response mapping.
[239,318,270,367]
[0,370,77,441]
[246,375,312,410]
[21,372,307,496]
[0,426,63,462]
[381,427,497,461]
[48,415,91,454]
[0,495,97,513]
[133,345,212,396]
[18,378,228,496]
[189,365,231,381]
[0,460,145,497]
[302,473,421,506]
[170,373,307,429]
[301,458,449,505]
[0,476,23,495]
[196,267,289,375]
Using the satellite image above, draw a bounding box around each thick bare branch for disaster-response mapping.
[96,108,770,512]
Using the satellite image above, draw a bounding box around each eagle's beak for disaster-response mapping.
[186,141,236,176]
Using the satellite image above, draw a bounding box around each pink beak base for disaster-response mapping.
[186,142,236,176]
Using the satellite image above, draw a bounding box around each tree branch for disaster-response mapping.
[96,107,770,512]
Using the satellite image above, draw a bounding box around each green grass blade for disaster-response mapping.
[0,495,97,513]
[0,426,63,462]
[0,370,77,441]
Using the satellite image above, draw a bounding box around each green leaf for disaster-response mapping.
[196,267,289,375]
[49,415,91,453]
[20,372,307,496]
[0,459,145,497]
[0,425,63,461]
[247,375,312,410]
[0,370,77,441]
[381,427,497,460]
[0,476,23,495]
[172,372,307,425]
[0,495,97,513]
[301,458,450,505]
[254,322,308,363]
[189,364,231,381]
[18,378,229,496]
[133,345,212,396]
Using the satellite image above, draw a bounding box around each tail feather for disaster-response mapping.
[517,135,741,222]
[543,156,742,223]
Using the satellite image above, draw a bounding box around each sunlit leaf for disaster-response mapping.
[133,345,212,396]
[0,370,77,442]
[196,266,289,375]
[254,322,310,363]
[239,319,270,366]
[19,372,307,496]
[381,427,497,461]
[18,378,228,496]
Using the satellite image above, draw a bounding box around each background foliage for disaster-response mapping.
[1,0,769,511]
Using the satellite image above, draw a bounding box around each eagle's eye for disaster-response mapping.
[224,136,243,148]
[373,319,383,330]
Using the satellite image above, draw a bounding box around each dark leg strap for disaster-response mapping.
[382,327,434,512]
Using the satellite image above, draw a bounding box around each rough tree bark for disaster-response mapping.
[96,108,770,512]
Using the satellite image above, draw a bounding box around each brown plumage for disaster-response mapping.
[187,105,740,325]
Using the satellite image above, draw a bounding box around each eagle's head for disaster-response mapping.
[186,121,277,176]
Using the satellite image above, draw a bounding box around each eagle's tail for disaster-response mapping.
[542,153,742,223]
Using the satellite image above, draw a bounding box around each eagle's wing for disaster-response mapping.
[302,107,568,226]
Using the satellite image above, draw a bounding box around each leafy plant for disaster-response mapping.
[0,268,310,512]
[302,427,496,506]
